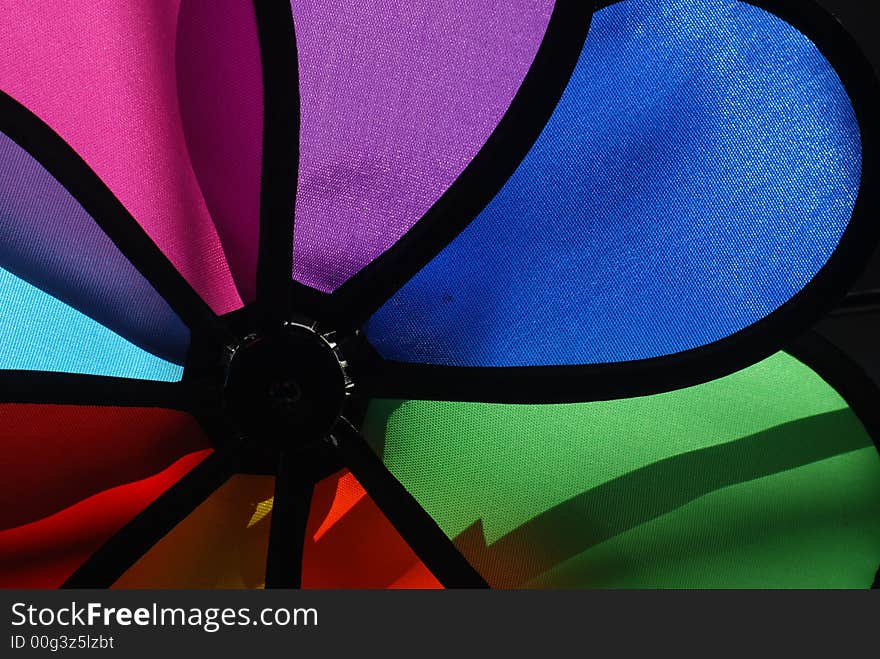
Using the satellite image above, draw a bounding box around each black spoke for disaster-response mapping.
[253,0,300,322]
[332,421,488,588]
[359,352,781,405]
[264,451,316,588]
[0,370,194,409]
[290,281,332,324]
[62,443,242,588]
[0,91,228,343]
[327,0,594,329]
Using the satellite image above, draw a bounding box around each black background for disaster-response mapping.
[822,0,880,291]
[795,0,880,404]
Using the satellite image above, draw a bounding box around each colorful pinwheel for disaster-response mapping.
[2,0,880,589]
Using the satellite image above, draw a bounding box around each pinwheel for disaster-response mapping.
[2,0,880,589]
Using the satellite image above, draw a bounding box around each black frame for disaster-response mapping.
[0,0,877,590]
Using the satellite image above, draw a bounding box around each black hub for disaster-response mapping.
[223,321,351,450]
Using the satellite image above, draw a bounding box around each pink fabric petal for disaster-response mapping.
[0,0,243,314]
[291,0,555,292]
[177,0,263,304]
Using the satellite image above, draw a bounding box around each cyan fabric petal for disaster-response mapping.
[0,131,189,365]
[0,266,183,381]
[366,0,861,366]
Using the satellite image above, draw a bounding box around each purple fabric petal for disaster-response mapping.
[291,0,555,292]
[0,131,189,365]
[176,0,264,304]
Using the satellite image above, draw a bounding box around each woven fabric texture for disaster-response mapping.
[0,405,211,588]
[367,0,861,366]
[0,267,184,380]
[363,353,880,587]
[0,131,190,365]
[114,476,275,589]
[0,0,244,314]
[291,0,554,292]
[176,0,264,305]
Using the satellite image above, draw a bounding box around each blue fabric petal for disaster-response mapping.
[366,0,861,366]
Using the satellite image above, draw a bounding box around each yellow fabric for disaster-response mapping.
[247,496,274,529]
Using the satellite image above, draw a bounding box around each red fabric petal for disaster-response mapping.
[0,450,211,588]
[0,405,211,530]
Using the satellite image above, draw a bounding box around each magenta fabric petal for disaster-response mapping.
[176,0,264,305]
[291,0,555,292]
[0,0,243,314]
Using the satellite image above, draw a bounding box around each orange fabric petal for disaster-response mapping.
[113,475,275,589]
[303,470,442,589]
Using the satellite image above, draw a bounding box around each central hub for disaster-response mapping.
[223,322,349,447]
